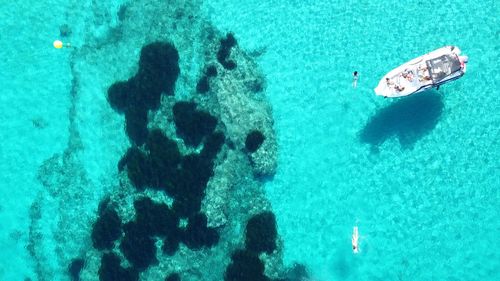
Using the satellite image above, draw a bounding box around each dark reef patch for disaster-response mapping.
[107,42,180,145]
[173,101,218,147]
[245,130,265,153]
[124,106,149,145]
[206,65,218,77]
[146,129,182,190]
[137,42,180,97]
[217,33,237,70]
[359,92,443,149]
[91,205,122,251]
[99,253,138,281]
[162,230,181,256]
[165,273,181,281]
[119,126,224,218]
[120,222,158,271]
[123,147,151,190]
[196,75,210,93]
[201,131,225,160]
[224,250,270,281]
[170,153,215,218]
[196,65,218,94]
[134,197,179,237]
[245,211,277,254]
[68,258,84,281]
[181,213,219,250]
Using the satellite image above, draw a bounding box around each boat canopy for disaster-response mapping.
[426,54,462,83]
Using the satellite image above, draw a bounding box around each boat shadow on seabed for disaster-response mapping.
[359,91,444,151]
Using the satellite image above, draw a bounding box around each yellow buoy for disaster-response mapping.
[53,40,63,49]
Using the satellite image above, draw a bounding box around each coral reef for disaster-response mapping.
[208,34,277,176]
[60,1,281,280]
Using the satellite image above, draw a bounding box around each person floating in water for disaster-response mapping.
[352,226,359,253]
[352,71,359,88]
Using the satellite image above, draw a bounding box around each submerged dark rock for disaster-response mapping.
[245,211,277,254]
[165,272,181,281]
[107,42,180,145]
[201,131,225,160]
[68,258,84,281]
[217,33,238,70]
[133,197,179,237]
[124,147,151,190]
[245,130,265,153]
[206,65,218,77]
[146,129,181,190]
[172,101,218,147]
[99,253,138,281]
[91,206,122,251]
[120,222,158,271]
[196,75,210,93]
[181,213,219,250]
[224,250,270,281]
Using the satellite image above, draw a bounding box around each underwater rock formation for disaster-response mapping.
[91,206,122,251]
[245,211,277,254]
[225,250,270,281]
[217,33,238,70]
[68,258,84,281]
[172,101,218,147]
[120,221,158,270]
[98,253,138,281]
[107,42,180,145]
[48,1,282,280]
[181,212,219,250]
[245,130,266,153]
[165,273,181,281]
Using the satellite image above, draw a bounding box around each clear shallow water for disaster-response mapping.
[0,0,498,280]
[203,0,499,280]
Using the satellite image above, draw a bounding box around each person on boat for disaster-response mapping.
[402,71,413,82]
[385,77,394,86]
[386,78,405,92]
[420,75,431,82]
[352,226,359,253]
[352,71,359,88]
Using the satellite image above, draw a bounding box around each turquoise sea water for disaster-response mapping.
[0,0,498,281]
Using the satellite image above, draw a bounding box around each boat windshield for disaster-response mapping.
[425,55,461,83]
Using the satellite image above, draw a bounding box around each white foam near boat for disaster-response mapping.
[374,46,468,98]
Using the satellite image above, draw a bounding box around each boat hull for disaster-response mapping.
[374,46,467,98]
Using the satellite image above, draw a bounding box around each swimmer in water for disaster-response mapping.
[352,226,359,253]
[352,71,359,88]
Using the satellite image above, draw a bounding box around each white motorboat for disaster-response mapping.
[374,46,468,98]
